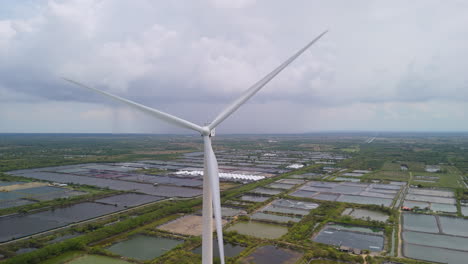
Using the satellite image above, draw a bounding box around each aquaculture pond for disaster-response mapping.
[32,202,121,222]
[266,183,295,190]
[439,216,468,237]
[402,213,439,233]
[0,181,22,186]
[120,174,203,187]
[430,202,457,213]
[404,243,467,264]
[337,195,392,207]
[342,208,389,222]
[251,187,282,195]
[272,199,319,210]
[68,254,132,264]
[11,170,202,198]
[462,206,468,216]
[192,240,246,258]
[277,179,305,185]
[106,234,183,260]
[403,231,468,252]
[221,207,245,217]
[405,193,455,204]
[0,199,34,209]
[95,193,163,207]
[313,224,384,251]
[401,214,468,263]
[251,212,301,223]
[240,195,269,202]
[289,174,322,179]
[261,205,310,216]
[226,221,288,239]
[334,177,360,182]
[241,245,303,264]
[0,202,122,242]
[408,188,454,197]
[290,190,318,199]
[403,200,430,209]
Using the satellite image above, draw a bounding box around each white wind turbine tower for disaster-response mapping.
[64,30,327,264]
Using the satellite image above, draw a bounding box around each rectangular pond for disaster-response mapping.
[431,202,457,213]
[11,170,202,198]
[404,243,467,264]
[67,254,132,264]
[251,187,282,195]
[272,199,319,210]
[402,213,439,233]
[313,224,384,251]
[334,177,360,182]
[266,183,295,190]
[221,207,245,218]
[32,202,122,223]
[439,216,468,237]
[289,190,319,199]
[408,188,454,197]
[226,221,288,239]
[95,193,163,207]
[0,199,34,209]
[192,240,246,258]
[0,202,121,242]
[240,195,269,202]
[241,245,303,264]
[120,174,203,187]
[402,200,430,209]
[405,194,455,204]
[106,234,183,260]
[343,208,389,222]
[261,204,310,216]
[337,195,392,207]
[462,206,468,216]
[277,179,305,185]
[251,212,301,223]
[403,231,468,251]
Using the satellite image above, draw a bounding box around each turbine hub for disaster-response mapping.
[201,126,212,137]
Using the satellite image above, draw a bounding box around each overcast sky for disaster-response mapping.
[1,0,468,134]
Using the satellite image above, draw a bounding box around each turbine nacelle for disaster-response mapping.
[201,125,214,137]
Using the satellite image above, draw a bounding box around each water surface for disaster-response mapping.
[107,234,183,260]
[226,221,288,239]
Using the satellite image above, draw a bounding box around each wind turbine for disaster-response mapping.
[64,30,327,264]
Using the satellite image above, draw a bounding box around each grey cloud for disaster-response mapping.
[2,0,468,133]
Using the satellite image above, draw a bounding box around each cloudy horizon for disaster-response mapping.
[1,0,468,134]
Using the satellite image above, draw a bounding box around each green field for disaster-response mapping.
[366,170,409,182]
[41,252,131,264]
[410,166,462,188]
[69,255,131,264]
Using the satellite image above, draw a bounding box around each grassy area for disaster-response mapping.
[69,255,131,264]
[405,161,426,172]
[410,166,462,188]
[133,168,168,175]
[380,161,402,171]
[341,145,360,153]
[40,251,84,264]
[365,171,409,182]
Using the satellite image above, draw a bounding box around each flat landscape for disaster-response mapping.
[0,133,467,264]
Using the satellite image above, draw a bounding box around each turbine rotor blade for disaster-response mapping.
[63,78,205,133]
[208,30,328,130]
[203,136,225,264]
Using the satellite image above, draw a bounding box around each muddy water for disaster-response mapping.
[226,221,288,239]
[106,234,183,260]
